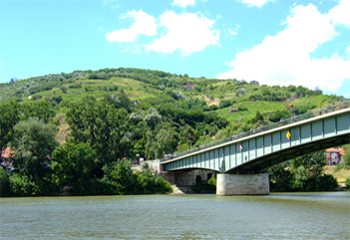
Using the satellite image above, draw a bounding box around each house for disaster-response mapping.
[1,147,14,170]
[1,147,14,160]
[230,108,238,113]
[187,83,196,90]
[325,147,345,165]
[133,100,141,105]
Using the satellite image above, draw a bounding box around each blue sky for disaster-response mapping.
[0,0,349,97]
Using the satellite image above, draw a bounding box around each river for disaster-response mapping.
[1,192,349,239]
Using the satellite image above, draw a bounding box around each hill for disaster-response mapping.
[0,67,345,150]
[1,67,349,196]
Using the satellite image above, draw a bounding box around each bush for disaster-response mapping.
[60,86,67,93]
[269,110,290,122]
[8,173,39,197]
[315,174,339,191]
[208,175,216,186]
[219,99,231,109]
[88,73,99,79]
[345,178,350,190]
[68,83,82,89]
[0,168,11,197]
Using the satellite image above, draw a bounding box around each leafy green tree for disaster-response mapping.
[101,160,138,195]
[8,173,39,197]
[345,178,350,190]
[11,117,58,178]
[219,99,231,109]
[291,151,327,191]
[60,86,68,93]
[335,145,350,172]
[135,163,171,194]
[143,107,162,129]
[255,111,264,122]
[0,168,11,197]
[155,129,178,158]
[0,101,19,152]
[183,126,198,149]
[104,92,133,112]
[19,100,56,123]
[51,142,97,188]
[269,110,290,122]
[66,96,131,169]
[266,162,294,192]
[129,112,143,124]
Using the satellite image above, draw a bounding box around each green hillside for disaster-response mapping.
[0,67,346,150]
[1,67,349,197]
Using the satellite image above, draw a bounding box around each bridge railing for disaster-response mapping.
[161,100,350,162]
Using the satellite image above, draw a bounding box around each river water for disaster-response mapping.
[1,192,349,239]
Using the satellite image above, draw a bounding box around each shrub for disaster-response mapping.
[208,175,216,186]
[0,168,11,197]
[8,173,39,197]
[88,73,99,79]
[60,86,67,93]
[345,178,350,190]
[219,99,231,109]
[315,174,338,191]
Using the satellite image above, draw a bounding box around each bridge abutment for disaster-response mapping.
[216,173,270,195]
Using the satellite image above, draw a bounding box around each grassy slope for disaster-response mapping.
[324,166,350,186]
[33,77,158,101]
[217,100,288,122]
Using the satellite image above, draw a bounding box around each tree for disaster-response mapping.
[143,107,162,129]
[266,162,294,192]
[0,101,19,152]
[335,145,350,172]
[291,151,328,191]
[183,126,198,149]
[66,96,131,169]
[101,160,138,195]
[104,92,133,112]
[19,100,56,123]
[155,129,178,158]
[51,142,97,188]
[11,117,58,178]
[60,86,68,93]
[219,99,231,109]
[237,87,246,96]
[129,112,143,124]
[255,111,264,122]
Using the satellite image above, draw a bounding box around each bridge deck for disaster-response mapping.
[161,107,350,173]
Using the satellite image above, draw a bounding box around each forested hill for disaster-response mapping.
[0,67,345,154]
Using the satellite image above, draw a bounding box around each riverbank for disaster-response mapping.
[324,166,350,186]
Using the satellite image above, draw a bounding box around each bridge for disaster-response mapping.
[161,105,350,195]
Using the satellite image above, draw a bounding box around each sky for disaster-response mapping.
[0,0,349,97]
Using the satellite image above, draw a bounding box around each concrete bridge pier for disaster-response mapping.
[216,173,270,195]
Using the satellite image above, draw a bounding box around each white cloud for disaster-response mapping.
[328,0,350,26]
[217,4,350,95]
[229,24,241,36]
[106,10,157,42]
[173,0,195,8]
[239,0,274,7]
[144,11,219,56]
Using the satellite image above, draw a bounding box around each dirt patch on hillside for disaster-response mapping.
[54,113,71,145]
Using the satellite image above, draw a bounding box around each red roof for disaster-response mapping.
[1,147,14,159]
[325,147,345,156]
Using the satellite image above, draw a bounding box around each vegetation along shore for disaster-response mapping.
[1,68,349,197]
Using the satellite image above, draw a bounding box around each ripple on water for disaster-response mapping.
[1,193,349,239]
